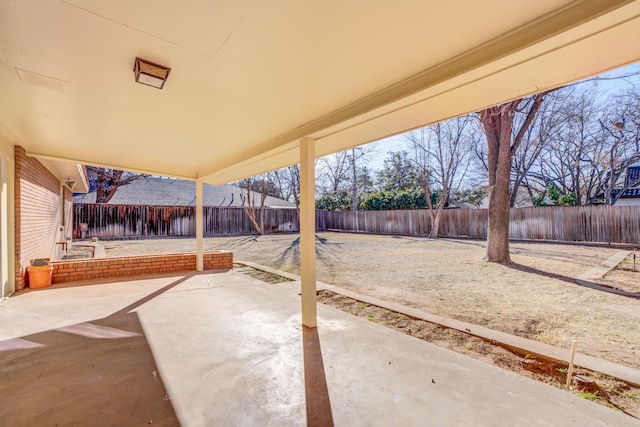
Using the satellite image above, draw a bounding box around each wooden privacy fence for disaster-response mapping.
[319,205,640,245]
[74,203,640,245]
[73,204,301,238]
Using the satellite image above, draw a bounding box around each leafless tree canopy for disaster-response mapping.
[86,166,148,203]
[479,92,551,262]
[406,116,473,238]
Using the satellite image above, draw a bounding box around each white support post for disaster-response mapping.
[0,157,9,299]
[300,137,317,328]
[196,178,204,272]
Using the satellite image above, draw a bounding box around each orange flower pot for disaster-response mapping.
[29,265,53,288]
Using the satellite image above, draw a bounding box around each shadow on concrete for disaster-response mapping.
[303,326,334,427]
[504,263,576,285]
[0,275,192,426]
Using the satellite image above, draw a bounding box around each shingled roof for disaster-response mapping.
[72,177,295,208]
[590,164,640,203]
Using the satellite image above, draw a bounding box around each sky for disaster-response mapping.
[336,61,640,173]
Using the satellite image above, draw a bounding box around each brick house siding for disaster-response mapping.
[14,146,64,289]
[13,146,235,289]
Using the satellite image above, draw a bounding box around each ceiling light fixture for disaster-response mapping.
[133,57,171,89]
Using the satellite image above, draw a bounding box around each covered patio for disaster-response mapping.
[2,0,640,424]
[2,1,640,314]
[1,271,637,426]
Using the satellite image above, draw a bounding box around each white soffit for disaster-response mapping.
[34,156,90,193]
[0,0,638,184]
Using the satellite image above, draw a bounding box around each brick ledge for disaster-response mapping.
[50,251,233,284]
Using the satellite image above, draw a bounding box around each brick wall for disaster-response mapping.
[14,146,62,289]
[50,251,233,284]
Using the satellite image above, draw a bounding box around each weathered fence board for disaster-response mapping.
[73,204,300,238]
[74,203,640,245]
[319,206,640,245]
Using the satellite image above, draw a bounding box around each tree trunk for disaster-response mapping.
[509,174,524,207]
[419,180,437,238]
[240,186,263,235]
[95,169,124,203]
[486,142,513,262]
[481,104,515,263]
[429,187,451,238]
[480,93,549,263]
[244,207,263,235]
[430,200,443,239]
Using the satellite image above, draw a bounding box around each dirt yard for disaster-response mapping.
[600,253,640,293]
[100,232,640,371]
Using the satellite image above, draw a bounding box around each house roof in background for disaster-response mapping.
[591,165,640,202]
[619,165,640,199]
[72,177,294,208]
[2,1,640,184]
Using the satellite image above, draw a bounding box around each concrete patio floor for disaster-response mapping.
[0,271,638,426]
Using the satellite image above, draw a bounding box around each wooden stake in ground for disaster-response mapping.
[566,340,578,389]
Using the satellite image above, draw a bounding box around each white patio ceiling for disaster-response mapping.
[1,0,640,185]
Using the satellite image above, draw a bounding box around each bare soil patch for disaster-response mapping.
[600,254,640,294]
[233,262,294,284]
[100,233,640,371]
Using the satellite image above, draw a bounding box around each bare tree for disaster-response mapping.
[408,116,473,238]
[509,90,568,206]
[237,176,270,234]
[479,91,551,263]
[537,84,640,206]
[318,151,351,196]
[594,91,640,205]
[270,165,302,224]
[317,144,376,213]
[473,91,567,207]
[86,166,147,203]
[534,84,605,205]
[286,165,302,208]
[348,145,376,211]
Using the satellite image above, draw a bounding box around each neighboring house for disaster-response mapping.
[73,176,295,208]
[590,164,640,206]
